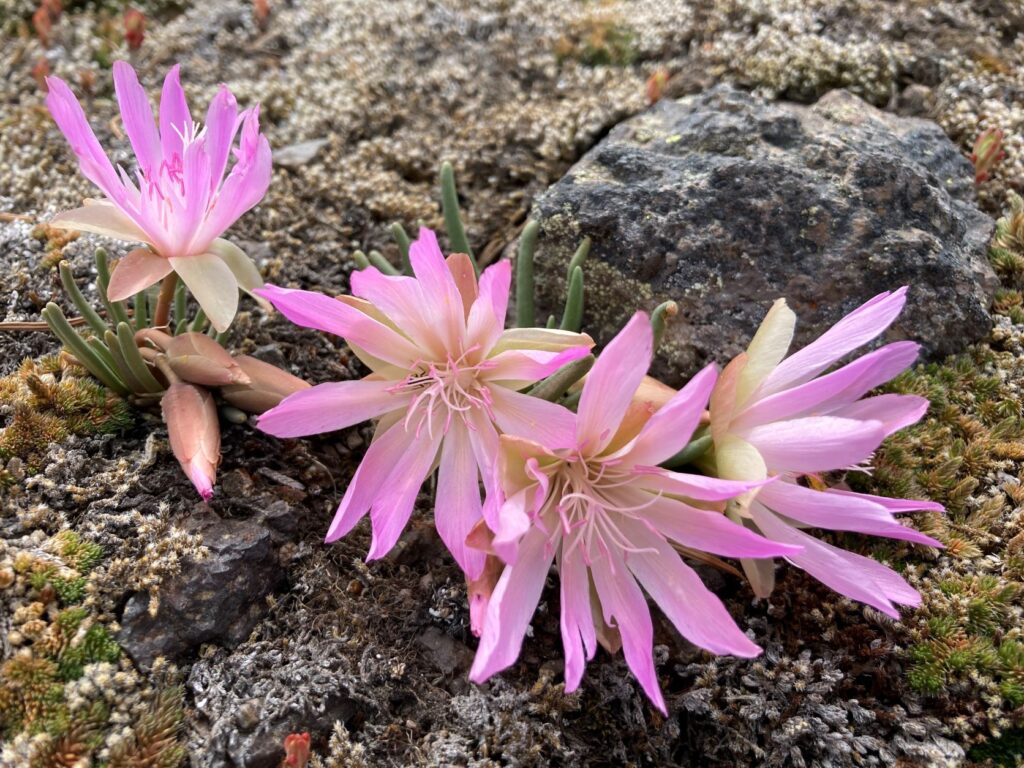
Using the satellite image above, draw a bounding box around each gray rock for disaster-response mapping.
[118,517,284,668]
[531,85,998,383]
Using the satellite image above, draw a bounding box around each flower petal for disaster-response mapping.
[349,267,443,355]
[749,502,919,617]
[436,420,487,579]
[626,364,717,466]
[367,416,443,560]
[257,379,404,438]
[158,64,192,163]
[736,298,795,405]
[490,327,594,356]
[758,481,943,547]
[470,525,555,684]
[743,416,888,474]
[467,259,511,352]
[489,386,578,451]
[112,61,162,176]
[618,515,763,659]
[45,77,129,206]
[590,542,666,714]
[636,493,802,557]
[204,86,240,191]
[713,434,768,482]
[641,465,767,501]
[733,341,921,430]
[169,252,239,333]
[826,394,929,437]
[558,547,597,693]
[577,312,652,454]
[825,488,944,514]
[759,288,908,398]
[107,247,173,302]
[486,346,591,388]
[409,227,465,351]
[209,238,268,311]
[254,284,423,367]
[50,201,151,244]
[325,420,416,543]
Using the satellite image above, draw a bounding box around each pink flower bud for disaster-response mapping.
[165,332,250,387]
[220,355,309,414]
[161,382,220,500]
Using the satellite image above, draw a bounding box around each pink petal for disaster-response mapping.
[733,342,921,430]
[469,525,555,683]
[638,468,767,502]
[409,227,465,351]
[749,503,920,617]
[590,543,666,714]
[743,416,887,473]
[257,379,404,438]
[254,284,423,367]
[169,252,239,333]
[107,247,173,302]
[45,76,130,207]
[618,515,763,658]
[325,420,417,543]
[557,548,597,693]
[466,260,511,353]
[204,86,240,192]
[826,394,929,437]
[192,112,271,250]
[489,386,578,451]
[112,61,162,177]
[436,421,487,579]
[758,482,942,547]
[577,312,653,455]
[177,139,213,252]
[485,346,591,388]
[825,488,944,514]
[759,288,908,398]
[367,416,443,560]
[349,267,443,356]
[50,201,151,245]
[158,64,192,163]
[625,363,717,466]
[465,407,502,523]
[637,493,802,557]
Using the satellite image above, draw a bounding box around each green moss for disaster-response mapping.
[968,727,1024,767]
[57,624,122,681]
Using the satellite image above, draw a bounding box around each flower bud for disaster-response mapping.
[161,382,220,500]
[165,332,250,387]
[220,355,309,414]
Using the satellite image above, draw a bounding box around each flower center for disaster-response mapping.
[541,454,660,567]
[389,345,496,437]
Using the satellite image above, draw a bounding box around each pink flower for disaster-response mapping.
[469,312,798,714]
[708,288,943,617]
[254,228,593,579]
[45,61,271,331]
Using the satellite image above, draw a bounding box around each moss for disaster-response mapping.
[107,686,187,768]
[0,656,67,737]
[968,727,1024,767]
[57,624,122,681]
[0,357,133,473]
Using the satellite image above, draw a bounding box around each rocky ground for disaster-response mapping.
[1,0,1023,766]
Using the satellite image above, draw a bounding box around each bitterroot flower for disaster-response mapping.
[254,228,593,579]
[45,61,271,331]
[708,287,944,616]
[469,312,798,713]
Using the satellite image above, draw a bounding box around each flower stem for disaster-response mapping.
[153,273,179,330]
